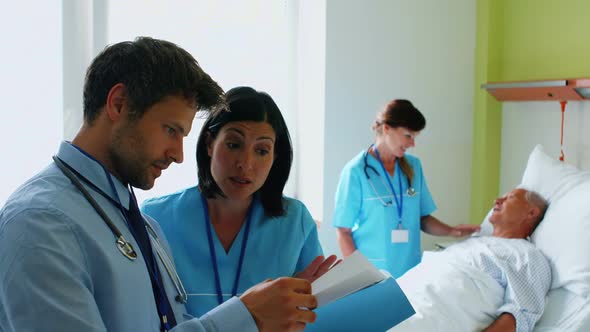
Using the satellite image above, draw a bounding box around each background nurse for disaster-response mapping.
[333,99,478,278]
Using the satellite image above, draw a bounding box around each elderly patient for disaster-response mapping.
[391,188,551,332]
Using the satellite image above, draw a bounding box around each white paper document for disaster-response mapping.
[311,250,387,307]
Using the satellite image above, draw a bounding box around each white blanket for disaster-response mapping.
[389,252,504,332]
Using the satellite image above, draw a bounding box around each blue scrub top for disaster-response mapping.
[333,150,436,278]
[142,187,323,317]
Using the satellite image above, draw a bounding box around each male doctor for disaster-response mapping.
[0,37,317,332]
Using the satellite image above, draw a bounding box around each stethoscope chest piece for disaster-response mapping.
[53,155,188,303]
[407,187,416,197]
[117,237,137,261]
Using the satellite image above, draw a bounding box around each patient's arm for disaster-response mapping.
[493,243,551,331]
[483,313,515,332]
[336,227,356,257]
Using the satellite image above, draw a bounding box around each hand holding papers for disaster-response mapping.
[312,251,387,307]
[305,251,415,332]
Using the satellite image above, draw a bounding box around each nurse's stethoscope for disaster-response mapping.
[52,155,188,304]
[363,144,416,207]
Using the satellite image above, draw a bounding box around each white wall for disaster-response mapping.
[1,1,481,259]
[301,0,477,256]
[0,1,62,205]
[500,101,590,194]
[1,0,297,208]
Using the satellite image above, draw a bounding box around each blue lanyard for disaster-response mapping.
[201,194,254,305]
[373,146,404,227]
[67,143,173,331]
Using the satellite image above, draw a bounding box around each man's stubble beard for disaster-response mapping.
[109,124,153,190]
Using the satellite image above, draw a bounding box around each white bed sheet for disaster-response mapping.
[390,251,503,332]
[391,249,590,331]
[534,287,590,332]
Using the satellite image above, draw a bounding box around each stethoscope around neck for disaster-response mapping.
[52,156,188,304]
[363,145,416,206]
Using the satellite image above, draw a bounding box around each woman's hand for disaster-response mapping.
[240,277,317,332]
[421,215,479,238]
[294,255,340,283]
[449,224,481,237]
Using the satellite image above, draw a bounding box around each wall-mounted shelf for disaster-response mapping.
[481,78,590,101]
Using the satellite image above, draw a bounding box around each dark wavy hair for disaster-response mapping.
[83,36,224,123]
[196,86,293,217]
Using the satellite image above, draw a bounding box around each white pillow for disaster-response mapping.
[520,144,590,204]
[479,144,590,296]
[533,180,590,295]
[475,209,494,237]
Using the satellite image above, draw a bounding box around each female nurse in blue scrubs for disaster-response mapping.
[142,86,337,317]
[333,99,479,278]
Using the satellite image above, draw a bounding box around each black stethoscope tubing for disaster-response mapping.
[363,148,380,180]
[363,145,416,197]
[52,155,188,304]
[53,156,130,250]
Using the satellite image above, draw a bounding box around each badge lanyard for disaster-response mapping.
[201,194,254,305]
[63,144,174,331]
[373,146,404,228]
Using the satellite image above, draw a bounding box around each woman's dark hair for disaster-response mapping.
[373,99,426,185]
[196,86,293,217]
[378,99,426,132]
[83,36,224,124]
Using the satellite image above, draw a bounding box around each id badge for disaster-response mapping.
[391,229,409,243]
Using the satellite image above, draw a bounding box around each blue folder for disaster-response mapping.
[305,277,415,332]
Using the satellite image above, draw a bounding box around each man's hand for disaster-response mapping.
[449,224,480,237]
[295,255,340,283]
[240,277,317,332]
[483,312,516,332]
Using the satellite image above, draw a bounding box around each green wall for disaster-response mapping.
[502,0,590,80]
[470,0,590,223]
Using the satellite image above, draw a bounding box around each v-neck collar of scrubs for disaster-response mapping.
[367,150,396,179]
[200,192,254,305]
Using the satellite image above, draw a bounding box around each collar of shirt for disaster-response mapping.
[57,141,131,210]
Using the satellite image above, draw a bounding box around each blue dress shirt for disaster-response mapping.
[0,141,257,332]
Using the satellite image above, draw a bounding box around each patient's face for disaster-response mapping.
[489,189,530,227]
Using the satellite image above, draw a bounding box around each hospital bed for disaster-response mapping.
[393,145,590,331]
[522,145,590,331]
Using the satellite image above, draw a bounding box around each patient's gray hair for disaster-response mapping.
[524,190,548,224]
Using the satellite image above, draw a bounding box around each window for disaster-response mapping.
[106,0,296,203]
[0,1,296,206]
[0,1,62,205]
